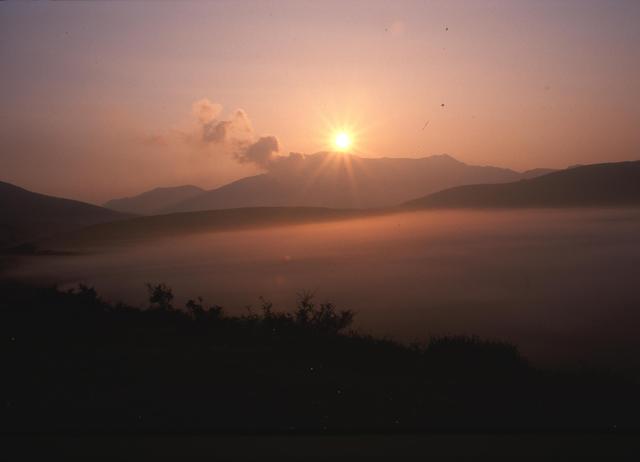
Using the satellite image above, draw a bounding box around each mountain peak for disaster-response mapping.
[422,153,464,164]
[104,184,205,215]
[160,154,546,212]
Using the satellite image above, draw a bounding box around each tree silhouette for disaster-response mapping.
[146,282,174,311]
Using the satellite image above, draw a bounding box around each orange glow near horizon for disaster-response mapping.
[2,1,640,203]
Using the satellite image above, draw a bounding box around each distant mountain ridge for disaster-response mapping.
[104,185,204,215]
[404,160,640,209]
[106,153,553,214]
[14,160,640,251]
[519,168,557,179]
[0,181,128,248]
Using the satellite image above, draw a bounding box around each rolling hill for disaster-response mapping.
[404,160,640,209]
[27,160,640,250]
[50,206,378,249]
[106,153,553,214]
[0,181,129,248]
[103,185,204,215]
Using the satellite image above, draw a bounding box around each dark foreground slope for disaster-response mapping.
[3,281,638,432]
[0,181,128,249]
[405,161,640,209]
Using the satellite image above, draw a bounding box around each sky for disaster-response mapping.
[1,0,639,203]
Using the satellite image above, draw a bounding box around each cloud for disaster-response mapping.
[190,99,280,169]
[201,109,253,144]
[234,136,280,169]
[145,98,282,170]
[192,99,222,124]
[202,120,232,144]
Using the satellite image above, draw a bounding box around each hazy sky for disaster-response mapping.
[1,0,639,203]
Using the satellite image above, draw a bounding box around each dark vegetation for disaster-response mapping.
[3,281,639,433]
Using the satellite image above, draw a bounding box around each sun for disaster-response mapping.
[318,112,363,153]
[334,132,352,151]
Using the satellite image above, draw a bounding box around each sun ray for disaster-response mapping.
[298,150,339,200]
[314,107,368,155]
[340,152,361,207]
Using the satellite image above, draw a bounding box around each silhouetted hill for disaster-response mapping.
[0,181,129,248]
[160,153,550,213]
[104,185,204,215]
[4,281,639,432]
[51,206,376,249]
[404,161,640,209]
[520,168,557,179]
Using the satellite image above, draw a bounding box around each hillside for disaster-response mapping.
[0,181,128,248]
[4,281,639,433]
[404,161,640,209]
[103,185,204,215]
[50,206,376,249]
[155,153,551,213]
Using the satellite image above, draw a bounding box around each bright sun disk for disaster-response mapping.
[334,132,352,151]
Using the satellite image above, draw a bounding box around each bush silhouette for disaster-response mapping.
[185,296,224,321]
[293,291,354,334]
[3,280,639,432]
[146,282,174,311]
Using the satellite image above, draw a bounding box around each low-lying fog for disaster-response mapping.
[8,208,640,368]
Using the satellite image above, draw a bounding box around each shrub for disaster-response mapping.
[294,291,354,335]
[185,297,224,322]
[146,283,174,311]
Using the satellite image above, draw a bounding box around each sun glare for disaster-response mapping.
[334,132,352,151]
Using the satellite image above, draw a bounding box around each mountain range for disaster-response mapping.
[103,185,204,215]
[104,153,555,215]
[3,157,640,250]
[405,160,640,209]
[0,181,128,248]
